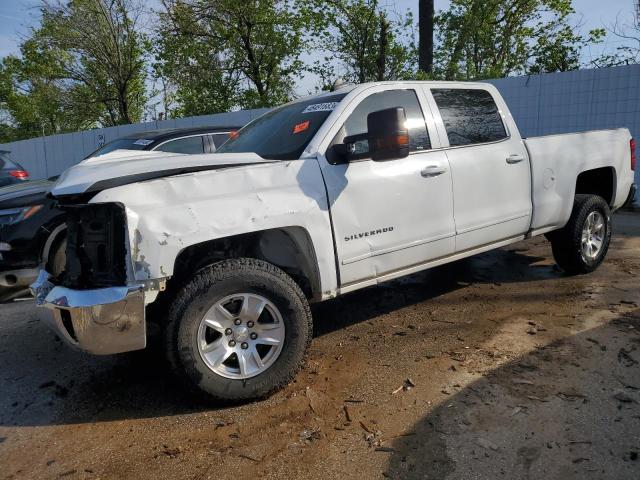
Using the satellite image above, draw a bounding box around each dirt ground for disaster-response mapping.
[1,212,639,480]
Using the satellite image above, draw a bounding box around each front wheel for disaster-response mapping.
[550,194,611,275]
[164,258,312,403]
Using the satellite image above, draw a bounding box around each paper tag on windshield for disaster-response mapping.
[133,139,154,146]
[302,102,339,114]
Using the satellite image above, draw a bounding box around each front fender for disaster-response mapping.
[90,159,338,299]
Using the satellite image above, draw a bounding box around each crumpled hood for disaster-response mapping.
[52,151,273,197]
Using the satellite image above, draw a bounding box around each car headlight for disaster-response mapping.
[0,205,43,227]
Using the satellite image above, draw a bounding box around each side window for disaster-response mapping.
[154,136,205,154]
[431,89,507,147]
[338,89,431,157]
[211,133,231,149]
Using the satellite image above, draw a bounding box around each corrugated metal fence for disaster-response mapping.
[487,64,640,195]
[0,64,638,198]
[0,108,268,180]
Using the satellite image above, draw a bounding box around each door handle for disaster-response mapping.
[506,154,525,164]
[421,165,447,178]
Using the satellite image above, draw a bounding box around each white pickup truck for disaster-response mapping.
[32,81,637,402]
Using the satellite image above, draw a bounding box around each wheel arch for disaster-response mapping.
[575,166,617,206]
[171,227,323,301]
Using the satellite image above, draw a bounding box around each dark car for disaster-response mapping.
[0,151,30,188]
[0,125,242,301]
[86,125,239,158]
[0,179,62,301]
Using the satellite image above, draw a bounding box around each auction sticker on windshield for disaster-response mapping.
[302,102,339,114]
[293,120,310,134]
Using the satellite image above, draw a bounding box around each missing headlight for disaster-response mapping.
[63,203,127,289]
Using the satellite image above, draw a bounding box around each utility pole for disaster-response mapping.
[418,0,435,74]
[377,13,389,81]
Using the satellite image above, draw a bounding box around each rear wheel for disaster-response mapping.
[550,194,611,275]
[164,258,312,403]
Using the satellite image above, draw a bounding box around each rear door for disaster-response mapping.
[424,86,532,252]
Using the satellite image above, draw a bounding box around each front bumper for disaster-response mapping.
[31,271,146,355]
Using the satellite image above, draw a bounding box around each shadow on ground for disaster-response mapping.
[385,310,640,479]
[313,245,556,337]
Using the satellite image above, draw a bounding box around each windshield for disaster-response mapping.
[217,93,348,160]
[86,138,150,158]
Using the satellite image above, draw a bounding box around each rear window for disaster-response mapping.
[431,89,507,147]
[154,136,205,154]
[0,154,19,170]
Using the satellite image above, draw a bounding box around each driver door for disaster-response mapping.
[318,87,456,288]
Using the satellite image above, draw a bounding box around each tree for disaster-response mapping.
[308,0,417,87]
[433,0,600,80]
[591,10,640,67]
[154,1,239,117]
[0,36,89,142]
[0,0,147,142]
[418,0,434,74]
[34,0,148,126]
[529,26,605,74]
[157,0,310,112]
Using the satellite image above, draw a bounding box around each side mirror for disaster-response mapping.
[367,107,410,161]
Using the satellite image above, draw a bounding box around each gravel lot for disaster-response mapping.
[1,212,639,480]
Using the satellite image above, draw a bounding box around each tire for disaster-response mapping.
[164,258,312,403]
[550,194,611,275]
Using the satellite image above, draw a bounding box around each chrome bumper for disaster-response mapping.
[30,271,146,355]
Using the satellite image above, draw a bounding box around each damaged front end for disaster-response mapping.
[31,202,147,355]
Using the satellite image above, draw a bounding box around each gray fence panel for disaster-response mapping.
[487,64,639,202]
[0,108,266,180]
[0,68,636,203]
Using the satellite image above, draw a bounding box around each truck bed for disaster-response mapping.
[524,128,635,234]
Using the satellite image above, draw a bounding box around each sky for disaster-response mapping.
[0,0,637,95]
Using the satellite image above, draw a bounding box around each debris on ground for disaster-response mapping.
[618,348,638,366]
[299,428,322,442]
[391,378,416,394]
[475,437,499,451]
[612,391,635,403]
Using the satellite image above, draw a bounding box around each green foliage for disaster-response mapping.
[0,39,87,142]
[156,0,311,114]
[592,46,640,68]
[0,0,633,140]
[0,0,147,142]
[306,0,417,87]
[35,0,148,125]
[591,15,640,67]
[433,0,600,80]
